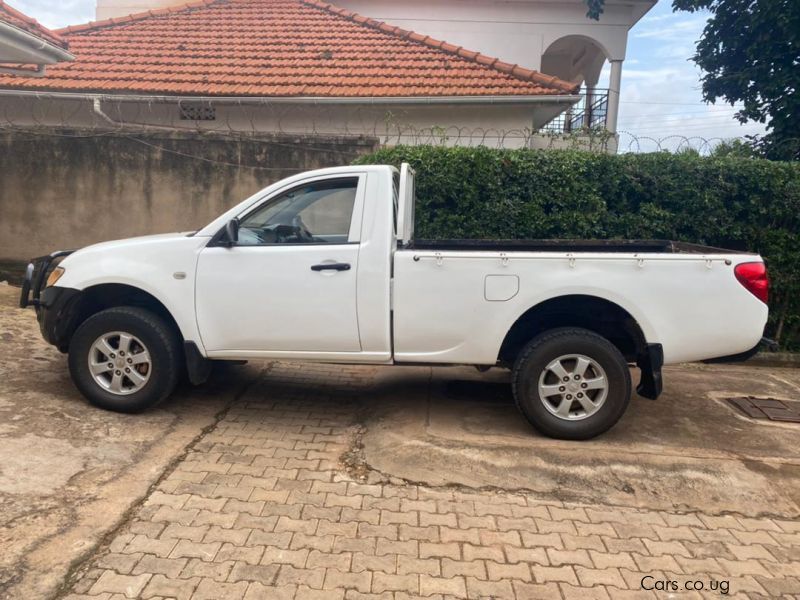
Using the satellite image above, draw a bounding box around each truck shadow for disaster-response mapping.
[444,379,514,404]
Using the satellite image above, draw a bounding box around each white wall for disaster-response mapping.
[334,0,650,65]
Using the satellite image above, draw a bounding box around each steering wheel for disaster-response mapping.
[292,214,314,242]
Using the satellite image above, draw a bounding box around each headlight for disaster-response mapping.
[46,266,65,288]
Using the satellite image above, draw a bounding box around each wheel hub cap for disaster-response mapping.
[88,331,152,395]
[537,353,608,421]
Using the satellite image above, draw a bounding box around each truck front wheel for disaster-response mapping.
[68,306,182,413]
[512,327,631,440]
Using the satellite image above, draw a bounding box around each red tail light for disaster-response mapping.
[734,262,769,304]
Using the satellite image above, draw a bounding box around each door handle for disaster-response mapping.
[311,262,351,272]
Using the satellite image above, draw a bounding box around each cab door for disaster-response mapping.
[195,174,365,354]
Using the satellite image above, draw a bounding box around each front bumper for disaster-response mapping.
[19,250,74,309]
[19,250,79,351]
[35,285,82,350]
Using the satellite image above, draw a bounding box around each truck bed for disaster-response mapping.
[408,239,744,254]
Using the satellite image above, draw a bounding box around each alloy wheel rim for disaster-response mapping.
[537,353,608,421]
[88,331,152,395]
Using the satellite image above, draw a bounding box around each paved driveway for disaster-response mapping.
[0,284,798,599]
[0,285,261,599]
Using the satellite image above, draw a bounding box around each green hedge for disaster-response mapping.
[354,146,800,350]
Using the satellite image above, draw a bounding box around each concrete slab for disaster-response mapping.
[0,285,261,600]
[361,363,800,518]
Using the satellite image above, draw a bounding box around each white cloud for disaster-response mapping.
[10,0,93,28]
[614,67,693,82]
[633,17,706,40]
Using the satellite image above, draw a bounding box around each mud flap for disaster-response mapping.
[184,341,213,385]
[636,343,663,400]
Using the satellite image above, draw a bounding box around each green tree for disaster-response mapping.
[710,139,760,159]
[674,0,800,160]
[588,0,800,160]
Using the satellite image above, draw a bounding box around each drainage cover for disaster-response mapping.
[726,396,800,423]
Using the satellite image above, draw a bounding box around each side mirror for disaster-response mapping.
[224,218,239,247]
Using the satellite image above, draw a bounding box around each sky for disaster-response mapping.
[11,0,768,152]
[609,0,766,152]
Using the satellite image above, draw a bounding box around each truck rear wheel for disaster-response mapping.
[512,327,631,440]
[68,306,181,413]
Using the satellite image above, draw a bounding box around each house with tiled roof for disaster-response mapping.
[93,0,657,137]
[0,1,73,76]
[0,0,654,148]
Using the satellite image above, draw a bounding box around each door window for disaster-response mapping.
[238,177,358,245]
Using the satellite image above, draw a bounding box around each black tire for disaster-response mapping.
[68,306,182,413]
[512,327,631,440]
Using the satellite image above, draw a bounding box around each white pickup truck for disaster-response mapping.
[20,163,769,439]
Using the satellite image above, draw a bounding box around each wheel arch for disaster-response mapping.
[498,294,649,366]
[58,283,184,351]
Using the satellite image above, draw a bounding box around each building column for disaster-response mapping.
[583,66,601,130]
[606,59,623,133]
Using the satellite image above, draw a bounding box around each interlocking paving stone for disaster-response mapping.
[64,363,800,599]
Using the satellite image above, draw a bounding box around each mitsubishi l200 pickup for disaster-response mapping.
[20,163,769,439]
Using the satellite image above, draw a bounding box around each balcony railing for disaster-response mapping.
[540,88,609,134]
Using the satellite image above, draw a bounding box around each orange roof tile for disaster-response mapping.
[0,0,578,97]
[0,1,68,50]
